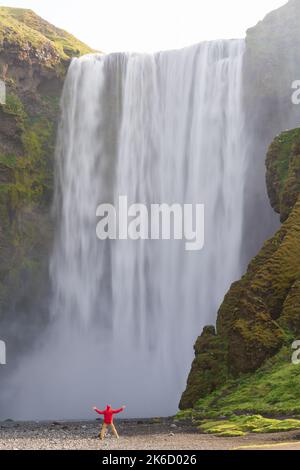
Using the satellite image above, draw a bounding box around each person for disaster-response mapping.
[93,404,126,440]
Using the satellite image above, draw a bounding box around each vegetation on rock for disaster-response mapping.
[0,89,57,315]
[180,127,300,416]
[266,128,300,222]
[0,8,92,322]
[198,415,300,437]
[179,347,300,418]
[0,7,93,67]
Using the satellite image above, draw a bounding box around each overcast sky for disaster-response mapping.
[0,0,288,53]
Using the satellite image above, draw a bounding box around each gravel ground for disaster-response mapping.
[1,418,300,450]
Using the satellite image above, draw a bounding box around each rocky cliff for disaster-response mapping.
[241,0,300,265]
[180,127,300,411]
[180,0,300,414]
[0,8,92,331]
[245,0,300,106]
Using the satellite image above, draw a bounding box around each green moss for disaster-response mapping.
[192,347,300,417]
[274,130,299,190]
[0,7,93,64]
[0,90,55,314]
[266,128,300,221]
[179,326,228,409]
[0,8,88,317]
[3,93,26,118]
[175,409,194,421]
[0,154,17,168]
[180,127,300,413]
[199,414,300,437]
[0,108,55,210]
[280,280,300,334]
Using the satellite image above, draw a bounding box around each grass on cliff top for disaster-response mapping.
[177,347,300,420]
[198,415,300,437]
[0,6,93,60]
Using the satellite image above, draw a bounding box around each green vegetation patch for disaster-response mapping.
[0,154,17,168]
[198,415,300,437]
[3,93,26,120]
[0,6,93,63]
[266,128,300,221]
[180,347,300,419]
[0,90,56,313]
[273,130,299,189]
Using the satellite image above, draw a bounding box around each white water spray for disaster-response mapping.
[1,40,247,420]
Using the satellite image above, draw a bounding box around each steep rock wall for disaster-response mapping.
[0,7,92,333]
[180,128,300,409]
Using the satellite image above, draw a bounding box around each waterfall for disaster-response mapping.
[1,40,247,420]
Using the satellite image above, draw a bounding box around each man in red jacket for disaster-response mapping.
[93,404,126,440]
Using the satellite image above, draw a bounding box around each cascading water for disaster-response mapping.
[1,39,247,420]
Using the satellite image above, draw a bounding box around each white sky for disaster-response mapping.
[0,0,288,53]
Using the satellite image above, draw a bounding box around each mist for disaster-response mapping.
[0,40,251,420]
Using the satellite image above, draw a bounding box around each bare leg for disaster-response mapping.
[100,423,107,440]
[110,423,120,439]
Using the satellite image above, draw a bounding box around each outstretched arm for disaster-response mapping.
[93,406,104,415]
[112,406,126,414]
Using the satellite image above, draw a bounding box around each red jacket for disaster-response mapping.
[95,405,124,424]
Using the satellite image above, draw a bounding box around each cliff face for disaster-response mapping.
[180,128,300,410]
[241,0,300,265]
[180,0,300,413]
[0,8,92,328]
[245,0,300,105]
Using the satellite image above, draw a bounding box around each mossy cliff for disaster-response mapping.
[0,8,92,325]
[0,7,93,84]
[180,127,300,411]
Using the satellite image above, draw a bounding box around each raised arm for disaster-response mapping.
[93,406,104,415]
[112,406,125,414]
